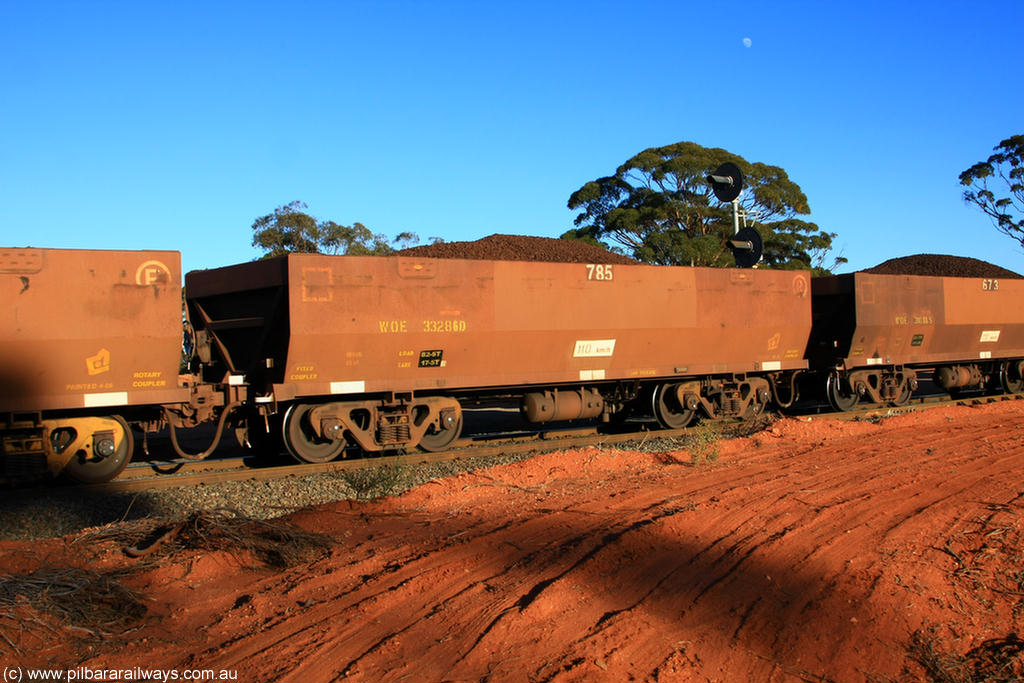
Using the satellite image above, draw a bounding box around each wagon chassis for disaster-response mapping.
[823,357,1024,411]
[244,370,801,466]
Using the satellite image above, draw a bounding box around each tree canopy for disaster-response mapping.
[959,134,1024,251]
[564,141,845,273]
[251,201,419,258]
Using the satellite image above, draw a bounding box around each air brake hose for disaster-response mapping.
[163,401,241,461]
[769,373,800,409]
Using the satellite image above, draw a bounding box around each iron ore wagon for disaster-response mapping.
[186,254,813,463]
[807,272,1024,410]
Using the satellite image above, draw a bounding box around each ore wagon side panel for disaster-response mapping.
[810,273,1024,368]
[246,254,811,400]
[0,248,187,413]
[938,276,1024,361]
[847,273,946,366]
[281,255,497,395]
[692,269,811,373]
[490,260,702,385]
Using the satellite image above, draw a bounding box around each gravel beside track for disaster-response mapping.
[0,451,541,542]
[1,414,774,542]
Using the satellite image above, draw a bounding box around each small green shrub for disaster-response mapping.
[686,422,721,465]
[339,461,414,500]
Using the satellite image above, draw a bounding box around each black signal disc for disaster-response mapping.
[731,227,763,268]
[708,162,744,202]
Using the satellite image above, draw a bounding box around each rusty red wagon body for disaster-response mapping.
[808,272,1024,409]
[187,254,813,461]
[0,248,188,481]
[4,243,1022,482]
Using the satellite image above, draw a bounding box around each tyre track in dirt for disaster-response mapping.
[11,401,1024,682]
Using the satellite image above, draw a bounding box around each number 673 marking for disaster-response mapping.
[586,264,613,281]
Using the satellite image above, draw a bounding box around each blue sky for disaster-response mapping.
[2,1,1022,276]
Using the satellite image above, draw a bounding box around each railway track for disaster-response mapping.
[35,424,682,495]
[9,390,1019,498]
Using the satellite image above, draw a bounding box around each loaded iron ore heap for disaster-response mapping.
[397,234,637,264]
[862,253,1022,279]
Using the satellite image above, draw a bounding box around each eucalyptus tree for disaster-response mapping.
[564,141,845,273]
[959,135,1024,251]
[252,201,417,258]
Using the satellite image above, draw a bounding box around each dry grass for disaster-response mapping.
[897,628,1024,683]
[940,502,1024,610]
[80,508,334,569]
[1,508,333,658]
[878,500,1024,682]
[0,567,146,656]
[337,460,415,500]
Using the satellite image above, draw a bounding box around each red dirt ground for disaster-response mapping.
[4,400,1024,682]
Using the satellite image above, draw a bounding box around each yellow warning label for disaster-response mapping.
[86,349,111,375]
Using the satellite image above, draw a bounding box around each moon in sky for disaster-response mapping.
[743,37,752,48]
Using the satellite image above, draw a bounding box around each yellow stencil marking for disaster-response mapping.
[86,348,110,375]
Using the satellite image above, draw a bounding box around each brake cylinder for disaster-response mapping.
[934,365,982,389]
[521,389,604,423]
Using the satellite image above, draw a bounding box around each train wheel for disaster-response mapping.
[652,384,695,429]
[282,404,345,464]
[418,415,463,452]
[744,398,766,420]
[1002,361,1024,394]
[63,416,134,484]
[890,381,913,407]
[826,373,859,411]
